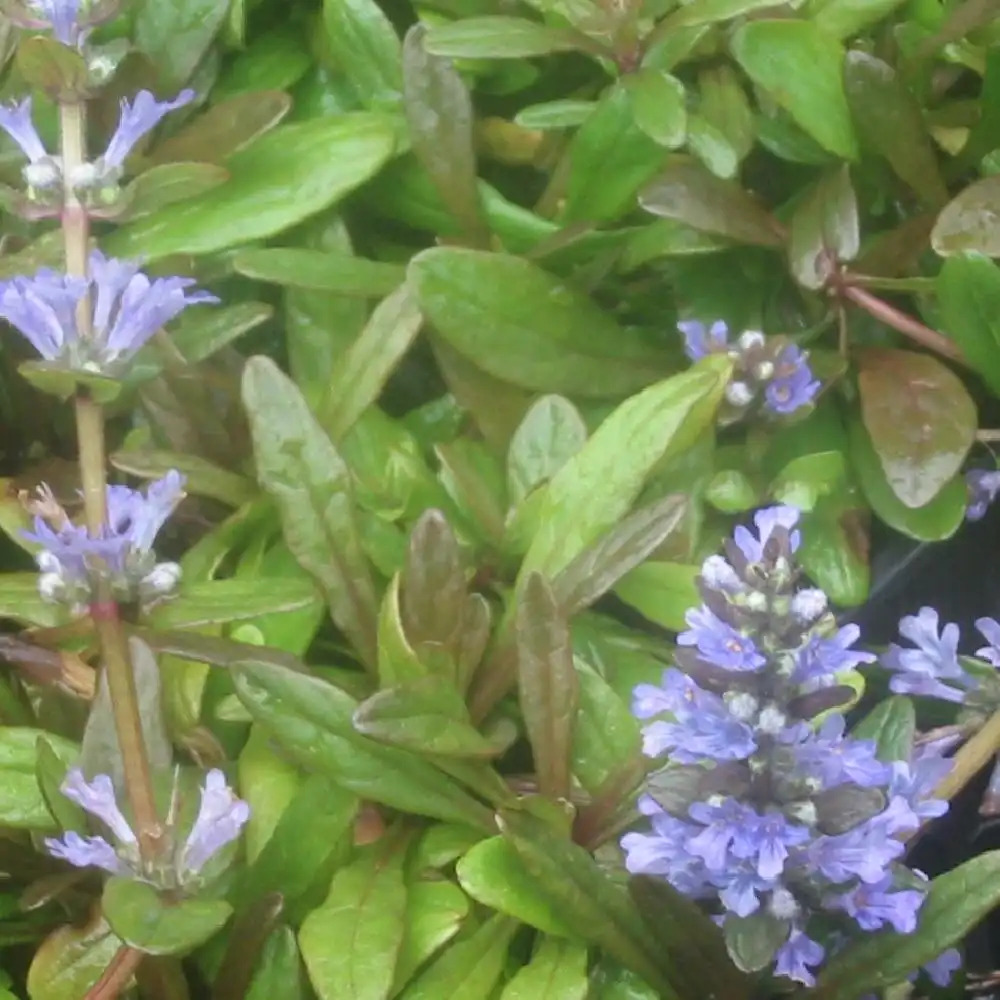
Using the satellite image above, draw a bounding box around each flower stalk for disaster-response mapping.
[57,97,160,859]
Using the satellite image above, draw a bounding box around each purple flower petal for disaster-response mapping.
[764,345,820,415]
[27,0,84,46]
[45,831,127,875]
[774,929,824,987]
[0,97,49,163]
[101,90,196,171]
[179,769,250,876]
[678,606,765,672]
[60,769,136,845]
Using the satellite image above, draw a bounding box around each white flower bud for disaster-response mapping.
[785,800,818,826]
[724,381,754,407]
[738,330,765,351]
[769,887,800,920]
[68,161,100,189]
[758,705,787,735]
[726,692,759,721]
[754,361,775,381]
[744,590,768,613]
[23,158,61,191]
[701,554,741,591]
[142,562,182,596]
[38,572,66,603]
[36,551,61,574]
[792,587,828,623]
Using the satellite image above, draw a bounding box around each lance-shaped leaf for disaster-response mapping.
[851,695,916,763]
[788,166,859,290]
[815,851,1000,999]
[403,25,488,245]
[640,160,784,246]
[148,578,321,630]
[242,356,379,670]
[552,494,688,616]
[392,880,470,990]
[515,574,579,800]
[354,677,503,758]
[233,660,494,830]
[937,253,1000,399]
[629,875,752,999]
[499,937,589,999]
[423,17,586,58]
[299,842,408,1000]
[323,0,402,108]
[856,348,976,509]
[115,162,231,221]
[723,912,789,974]
[233,248,405,297]
[844,51,947,207]
[499,810,683,999]
[931,175,1000,257]
[507,395,588,505]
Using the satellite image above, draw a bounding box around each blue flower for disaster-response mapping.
[45,830,127,875]
[764,344,820,415]
[178,769,251,877]
[808,815,905,884]
[677,319,728,361]
[0,250,217,370]
[882,607,969,703]
[826,875,925,933]
[712,867,777,917]
[678,606,765,672]
[888,749,951,825]
[790,715,891,789]
[966,469,1000,522]
[732,503,801,563]
[774,929,824,987]
[24,0,84,46]
[922,948,961,987]
[687,799,761,872]
[975,616,1000,667]
[0,97,62,192]
[793,624,876,685]
[98,90,195,175]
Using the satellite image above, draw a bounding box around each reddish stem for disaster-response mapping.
[85,946,143,1000]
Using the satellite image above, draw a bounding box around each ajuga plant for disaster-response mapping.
[1,0,1000,999]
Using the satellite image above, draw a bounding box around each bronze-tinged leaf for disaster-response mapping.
[515,574,578,801]
[855,348,976,509]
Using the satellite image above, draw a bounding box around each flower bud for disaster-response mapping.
[792,588,828,624]
[725,381,754,407]
[738,330,766,351]
[38,572,66,603]
[142,561,182,596]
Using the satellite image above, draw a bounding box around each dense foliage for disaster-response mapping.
[1,0,1000,997]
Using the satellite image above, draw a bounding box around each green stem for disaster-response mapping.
[931,708,1000,806]
[59,102,160,858]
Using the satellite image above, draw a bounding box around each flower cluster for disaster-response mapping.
[0,249,216,373]
[678,320,820,423]
[46,767,249,888]
[622,506,956,987]
[966,468,1000,522]
[13,0,115,48]
[0,88,193,204]
[26,470,186,610]
[883,606,1000,716]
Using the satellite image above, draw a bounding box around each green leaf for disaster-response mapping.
[499,937,589,999]
[731,19,858,159]
[238,724,302,864]
[15,37,87,98]
[810,0,908,39]
[111,449,255,507]
[149,91,293,166]
[697,65,754,166]
[815,851,1000,998]
[392,880,470,990]
[237,772,359,919]
[115,162,231,220]
[723,912,789,973]
[18,362,123,405]
[515,100,595,129]
[107,115,398,262]
[233,660,495,830]
[134,0,229,88]
[403,25,488,245]
[937,253,1000,398]
[245,926,307,1000]
[324,0,402,108]
[788,166,859,289]
[625,69,687,149]
[0,573,69,627]
[571,665,642,793]
[770,451,846,510]
[519,357,729,580]
[613,562,700,633]
[843,51,947,207]
[659,0,792,28]
[797,499,870,606]
[319,285,423,441]
[410,247,667,398]
[214,27,313,100]
[499,810,681,999]
[686,114,739,179]
[148,578,320,629]
[103,878,232,956]
[354,677,501,758]
[563,83,667,225]
[856,348,976,508]
[299,844,408,1000]
[423,17,585,58]
[456,836,577,937]
[233,248,405,297]
[168,301,274,366]
[851,696,916,763]
[507,395,588,505]
[516,574,579,800]
[849,416,965,541]
[0,728,75,829]
[640,161,784,246]
[931,175,1000,257]
[242,356,379,670]
[397,914,517,1000]
[26,915,123,1000]
[554,495,688,616]
[705,469,758,513]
